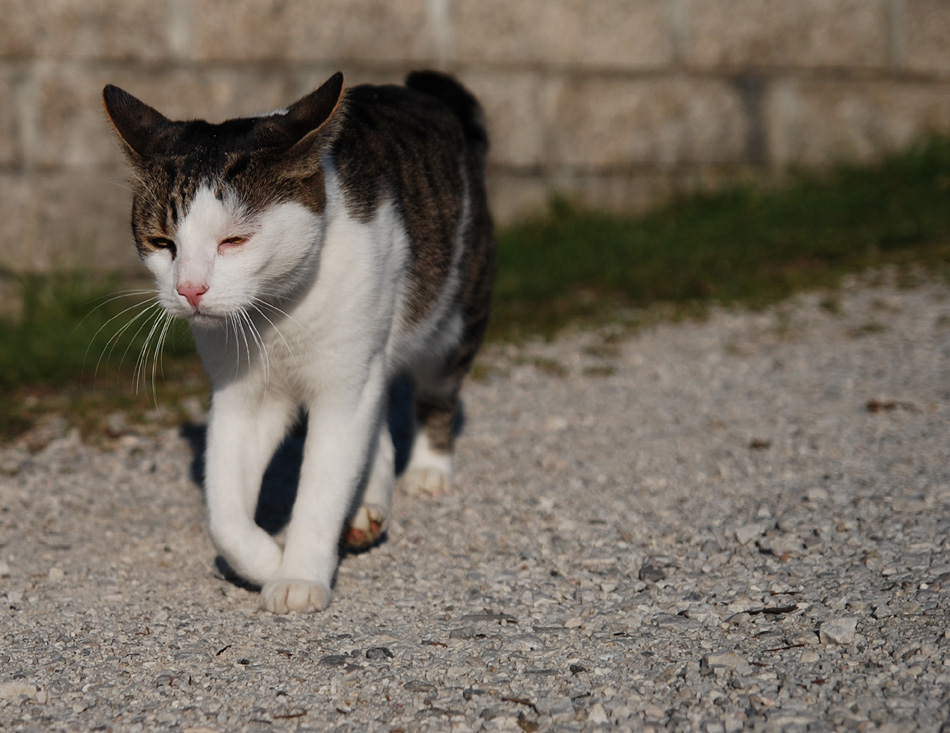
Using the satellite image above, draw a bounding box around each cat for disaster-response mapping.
[103,70,495,613]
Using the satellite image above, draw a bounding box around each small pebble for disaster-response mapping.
[872,603,895,619]
[786,630,819,647]
[365,646,394,660]
[587,702,609,723]
[701,650,744,675]
[736,523,765,545]
[819,617,858,645]
[510,633,544,651]
[799,649,820,664]
[539,696,575,717]
[403,680,436,693]
[319,654,348,667]
[638,564,666,583]
[103,411,130,438]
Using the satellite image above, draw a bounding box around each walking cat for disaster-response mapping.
[103,71,495,613]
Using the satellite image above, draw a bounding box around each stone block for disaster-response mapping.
[766,79,950,168]
[0,0,171,61]
[550,77,749,169]
[902,0,950,74]
[456,0,675,69]
[33,65,122,172]
[185,0,432,63]
[0,174,46,271]
[463,71,548,168]
[0,172,139,273]
[687,0,890,68]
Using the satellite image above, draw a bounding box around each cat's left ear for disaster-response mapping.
[268,72,346,168]
[284,72,346,142]
[103,85,173,161]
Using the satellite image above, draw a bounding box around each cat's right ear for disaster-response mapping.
[103,85,172,161]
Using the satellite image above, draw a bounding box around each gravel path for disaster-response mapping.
[2,278,949,732]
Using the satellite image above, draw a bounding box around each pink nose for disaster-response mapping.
[177,283,208,309]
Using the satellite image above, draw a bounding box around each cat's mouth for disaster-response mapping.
[186,310,228,329]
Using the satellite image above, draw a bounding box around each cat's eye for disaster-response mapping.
[218,235,249,254]
[219,235,248,251]
[147,236,176,252]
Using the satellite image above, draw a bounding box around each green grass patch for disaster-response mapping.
[491,135,950,339]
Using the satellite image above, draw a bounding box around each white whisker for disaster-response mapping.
[250,299,297,367]
[134,308,169,395]
[81,289,157,321]
[224,313,236,374]
[96,303,164,388]
[81,289,157,349]
[253,297,305,330]
[239,308,269,387]
[237,312,252,374]
[103,179,135,195]
[229,311,252,380]
[87,298,161,379]
[150,312,174,406]
[115,302,165,372]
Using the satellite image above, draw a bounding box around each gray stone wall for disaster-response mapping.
[1,0,949,274]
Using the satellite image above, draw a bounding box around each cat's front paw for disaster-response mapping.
[260,579,332,614]
[401,467,452,497]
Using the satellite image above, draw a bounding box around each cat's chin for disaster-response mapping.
[187,312,228,330]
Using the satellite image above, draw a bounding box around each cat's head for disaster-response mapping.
[103,73,346,327]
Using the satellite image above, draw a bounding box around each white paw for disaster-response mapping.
[342,503,389,550]
[401,467,453,497]
[260,579,332,614]
[404,429,453,496]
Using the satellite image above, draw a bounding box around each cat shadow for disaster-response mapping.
[180,378,462,590]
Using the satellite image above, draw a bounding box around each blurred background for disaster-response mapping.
[1,0,949,439]
[1,0,948,276]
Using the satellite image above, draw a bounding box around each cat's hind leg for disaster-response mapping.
[402,313,484,497]
[402,388,458,497]
[342,422,394,550]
